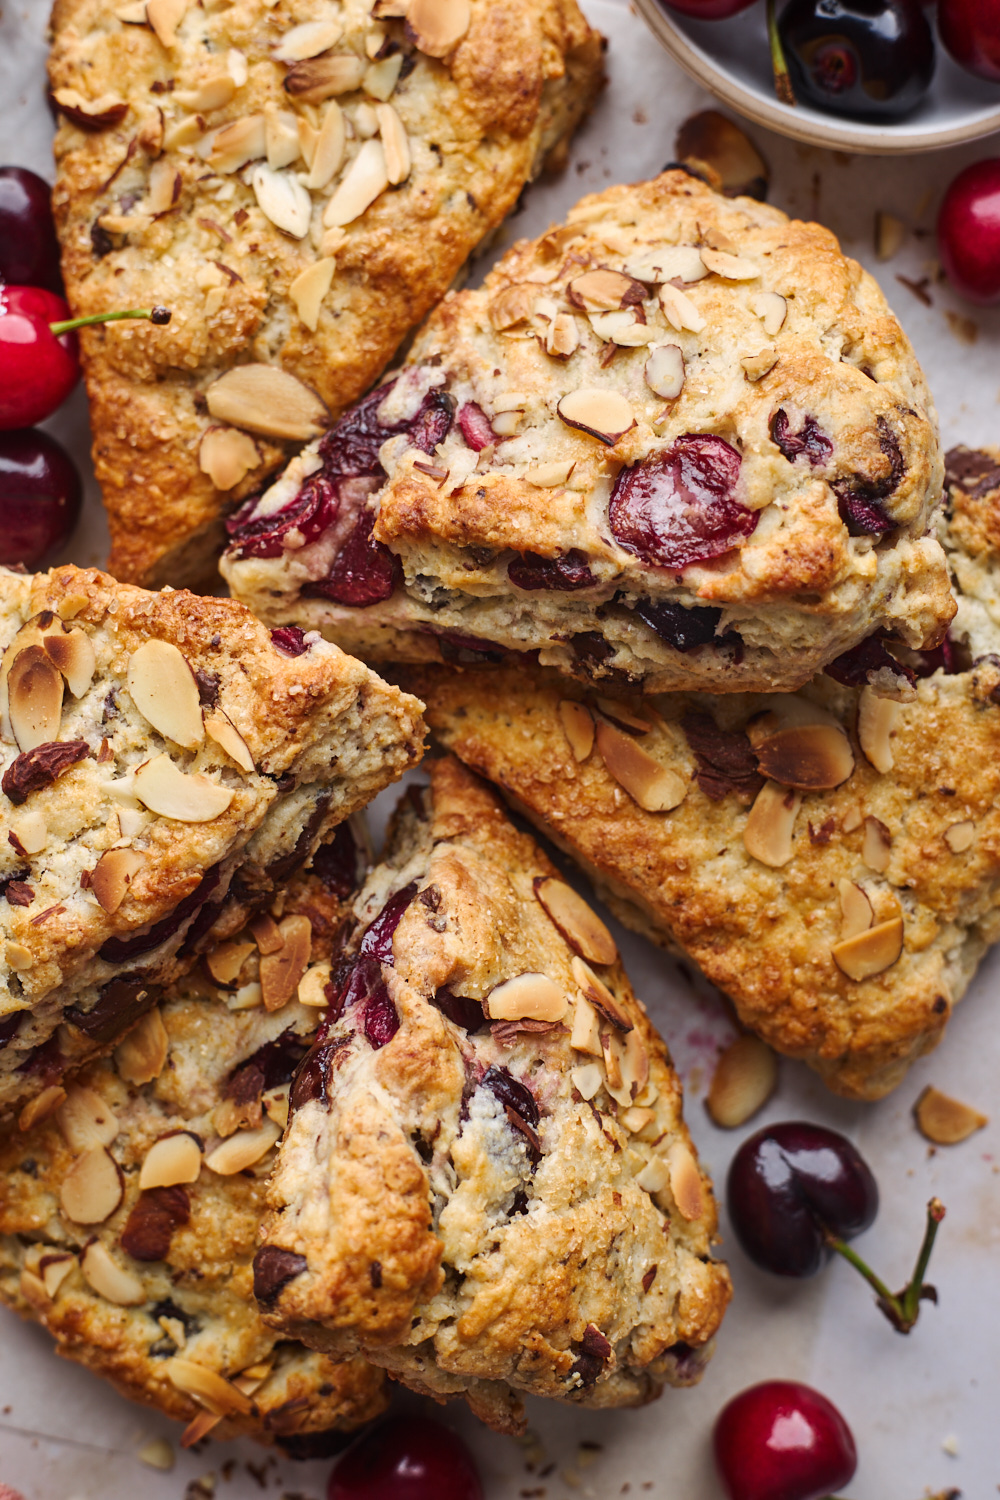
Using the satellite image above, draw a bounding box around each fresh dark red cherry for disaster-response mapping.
[0,167,62,293]
[661,0,759,18]
[608,433,756,572]
[777,0,935,119]
[0,428,82,567]
[937,159,1000,306]
[328,1415,483,1500]
[714,1381,857,1500]
[938,0,1000,82]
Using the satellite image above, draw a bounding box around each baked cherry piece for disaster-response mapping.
[938,0,1000,82]
[0,428,82,567]
[714,1381,857,1500]
[328,1415,483,1500]
[778,0,935,119]
[0,166,62,292]
[609,434,756,571]
[937,159,1000,306]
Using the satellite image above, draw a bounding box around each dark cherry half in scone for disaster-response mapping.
[222,170,954,696]
[253,757,731,1435]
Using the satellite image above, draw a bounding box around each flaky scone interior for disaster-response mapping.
[0,823,386,1451]
[254,757,731,1435]
[0,565,424,1117]
[222,170,953,694]
[401,447,1000,1101]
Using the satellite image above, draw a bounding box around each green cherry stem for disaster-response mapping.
[824,1197,946,1335]
[767,0,796,106]
[49,305,171,336]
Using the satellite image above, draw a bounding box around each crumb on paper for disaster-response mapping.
[945,311,978,346]
[137,1437,175,1471]
[942,1433,960,1456]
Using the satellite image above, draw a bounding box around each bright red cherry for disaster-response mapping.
[938,0,1000,82]
[0,166,62,292]
[937,159,1000,306]
[328,1416,483,1500]
[713,1381,857,1500]
[0,286,80,430]
[661,0,759,18]
[0,429,82,567]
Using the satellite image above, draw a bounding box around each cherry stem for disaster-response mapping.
[767,0,796,106]
[49,305,171,336]
[824,1197,946,1335]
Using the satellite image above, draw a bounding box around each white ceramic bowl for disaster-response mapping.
[633,0,1000,154]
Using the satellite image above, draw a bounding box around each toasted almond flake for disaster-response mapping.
[486,972,568,1023]
[140,1132,202,1189]
[6,943,34,972]
[8,646,63,751]
[668,1141,705,1220]
[227,48,249,86]
[199,425,260,491]
[263,102,302,170]
[284,54,367,104]
[862,814,892,873]
[207,113,267,173]
[164,115,202,150]
[875,211,906,263]
[741,346,778,382]
[262,1086,290,1129]
[251,163,312,238]
[298,116,320,168]
[743,780,802,867]
[13,808,48,854]
[623,246,707,284]
[832,916,904,981]
[700,248,759,280]
[636,1155,670,1194]
[203,711,254,773]
[205,1120,281,1175]
[260,914,312,1011]
[91,848,145,915]
[138,1439,175,1472]
[133,754,234,823]
[206,938,256,986]
[572,955,632,1032]
[914,1085,988,1145]
[491,409,521,438]
[250,911,284,954]
[621,1105,656,1134]
[168,1359,255,1416]
[570,1063,603,1100]
[53,88,129,129]
[596,718,686,812]
[595,697,652,733]
[42,627,96,699]
[569,994,602,1057]
[525,460,574,488]
[206,364,329,441]
[323,138,389,227]
[115,1007,169,1086]
[273,18,343,61]
[658,283,706,333]
[842,805,863,833]
[376,103,410,186]
[558,699,594,762]
[40,1254,76,1299]
[944,819,975,853]
[288,257,337,333]
[181,1411,222,1448]
[115,0,149,19]
[569,269,641,311]
[838,878,874,941]
[750,290,787,335]
[57,1087,119,1153]
[305,102,345,189]
[97,211,153,236]
[557,388,635,446]
[546,312,579,358]
[364,52,404,100]
[81,1241,145,1305]
[60,1147,124,1225]
[407,0,470,55]
[145,0,188,48]
[297,962,332,1008]
[644,342,685,399]
[858,686,899,774]
[127,639,204,749]
[17,1085,65,1131]
[707,1034,777,1128]
[227,980,263,1011]
[753,722,854,790]
[174,74,235,112]
[602,1031,629,1100]
[621,1027,649,1098]
[534,877,616,966]
[589,309,656,347]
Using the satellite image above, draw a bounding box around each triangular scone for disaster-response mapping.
[0,822,386,1452]
[222,169,953,694]
[402,450,1000,1101]
[0,565,424,1118]
[48,0,604,588]
[253,756,731,1435]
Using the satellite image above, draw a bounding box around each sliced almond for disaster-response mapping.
[621,1027,649,1099]
[40,1254,76,1299]
[491,286,540,331]
[569,269,642,311]
[486,972,568,1023]
[250,912,284,955]
[743,780,802,867]
[204,1120,281,1175]
[115,1007,169,1086]
[623,246,707,284]
[228,47,249,85]
[838,878,873,941]
[260,914,312,1011]
[91,848,145,915]
[572,955,632,1033]
[675,110,770,199]
[668,1140,705,1220]
[114,1,150,20]
[164,115,202,150]
[298,961,333,1007]
[207,113,267,173]
[323,138,388,227]
[205,364,329,441]
[525,460,575,488]
[133,754,234,823]
[645,342,685,400]
[753,723,854,791]
[284,55,367,104]
[741,346,778,382]
[570,1063,603,1100]
[558,699,594,762]
[6,943,34,973]
[533,877,616,966]
[263,102,302,170]
[594,696,652,733]
[18,1085,66,1131]
[944,820,975,853]
[137,1439,175,1472]
[862,815,892,874]
[204,711,254,773]
[206,938,256,986]
[167,1359,254,1417]
[81,1241,145,1305]
[875,211,906,263]
[174,74,236,112]
[53,88,129,129]
[146,0,188,49]
[699,248,759,281]
[8,646,63,751]
[376,103,410,186]
[57,1087,119,1153]
[305,102,346,190]
[43,627,96,700]
[914,1086,988,1145]
[832,916,904,981]
[635,1155,670,1194]
[602,1030,627,1097]
[706,1034,777,1128]
[596,718,687,812]
[546,312,579,358]
[251,164,312,239]
[273,19,343,61]
[140,1132,202,1189]
[364,52,405,101]
[750,290,787,335]
[557,389,635,447]
[569,994,602,1057]
[658,283,706,334]
[127,640,204,749]
[621,1106,656,1134]
[60,1147,124,1225]
[406,0,470,56]
[199,425,260,491]
[858,687,899,774]
[13,808,48,854]
[263,1086,291,1129]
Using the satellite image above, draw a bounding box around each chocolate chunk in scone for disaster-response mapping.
[47,0,604,588]
[222,169,954,695]
[254,757,731,1435]
[0,823,386,1450]
[0,564,424,1119]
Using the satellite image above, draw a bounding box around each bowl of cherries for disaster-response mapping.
[633,0,1000,153]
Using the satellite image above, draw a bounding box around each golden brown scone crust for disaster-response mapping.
[255,757,731,1433]
[47,0,604,586]
[0,564,424,1116]
[0,839,387,1449]
[222,170,953,692]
